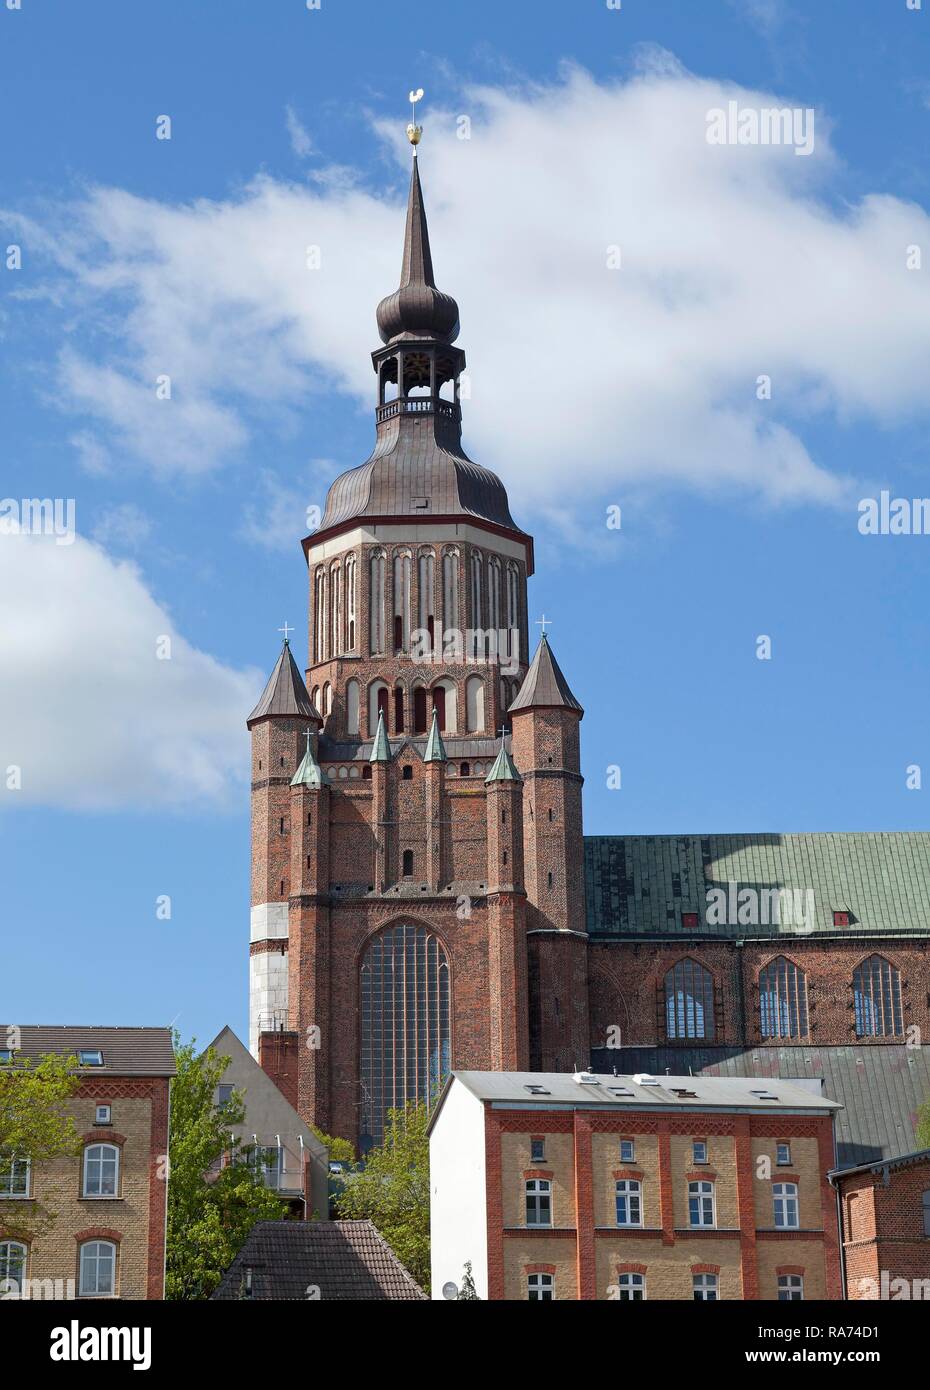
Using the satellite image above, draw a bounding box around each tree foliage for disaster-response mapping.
[917,1098,930,1150]
[335,1101,430,1292]
[310,1125,355,1165]
[165,1035,286,1301]
[0,1051,82,1241]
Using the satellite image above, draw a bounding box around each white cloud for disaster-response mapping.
[0,533,262,811]
[239,460,336,552]
[285,104,314,159]
[92,502,153,550]
[7,65,930,515]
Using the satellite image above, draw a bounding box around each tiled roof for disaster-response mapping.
[9,1026,176,1076]
[509,635,583,715]
[448,1069,839,1114]
[211,1220,427,1301]
[585,832,930,938]
[589,1045,930,1169]
[247,641,320,728]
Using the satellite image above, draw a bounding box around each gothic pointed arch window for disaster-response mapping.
[488,555,501,633]
[344,552,357,651]
[369,550,386,655]
[314,566,327,663]
[330,561,342,657]
[466,675,485,733]
[359,923,451,1145]
[853,954,903,1037]
[505,562,520,662]
[664,958,715,1040]
[759,957,809,1039]
[346,679,360,736]
[418,548,435,650]
[442,547,459,639]
[393,549,412,652]
[470,549,483,631]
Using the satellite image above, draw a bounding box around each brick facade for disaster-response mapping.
[833,1151,930,1298]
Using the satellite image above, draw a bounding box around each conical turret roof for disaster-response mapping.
[509,634,583,715]
[376,158,460,345]
[369,709,393,763]
[291,729,328,789]
[247,640,321,728]
[423,708,447,763]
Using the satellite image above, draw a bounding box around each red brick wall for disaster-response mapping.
[837,1155,930,1298]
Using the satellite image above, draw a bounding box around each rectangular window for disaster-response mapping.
[693,1273,718,1301]
[614,1272,645,1301]
[688,1181,715,1228]
[615,1180,642,1228]
[527,1272,553,1301]
[776,1142,791,1165]
[94,1105,112,1126]
[692,1140,708,1164]
[217,1084,234,1108]
[0,1158,30,1198]
[530,1139,545,1163]
[773,1183,799,1230]
[777,1273,804,1301]
[619,1139,635,1163]
[78,1050,104,1067]
[525,1179,552,1227]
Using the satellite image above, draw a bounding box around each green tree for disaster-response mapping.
[0,1051,82,1242]
[310,1125,355,1165]
[336,1100,430,1292]
[165,1035,285,1301]
[917,1098,930,1150]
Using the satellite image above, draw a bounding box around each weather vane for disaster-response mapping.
[407,88,424,151]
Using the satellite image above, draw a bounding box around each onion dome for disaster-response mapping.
[376,158,460,345]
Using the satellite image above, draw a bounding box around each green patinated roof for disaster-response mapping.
[584,833,930,938]
[369,710,392,763]
[423,709,447,763]
[485,742,521,783]
[291,731,327,789]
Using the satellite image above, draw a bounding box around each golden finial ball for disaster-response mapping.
[406,122,422,146]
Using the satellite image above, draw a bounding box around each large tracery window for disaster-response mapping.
[418,549,435,651]
[853,954,903,1037]
[759,956,809,1039]
[359,924,451,1146]
[664,958,715,1040]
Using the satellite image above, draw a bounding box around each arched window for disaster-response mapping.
[466,675,485,733]
[368,681,389,736]
[759,957,808,1039]
[0,1241,26,1292]
[369,550,386,654]
[777,1273,804,1301]
[413,685,428,734]
[394,686,405,734]
[359,924,451,1145]
[346,679,360,736]
[615,1272,645,1300]
[418,549,435,651]
[853,955,903,1036]
[345,553,357,650]
[665,959,715,1040]
[322,683,332,719]
[79,1240,116,1297]
[330,561,342,657]
[505,563,519,662]
[314,566,327,663]
[470,550,483,629]
[402,850,414,877]
[488,556,501,632]
[83,1142,119,1197]
[442,547,459,639]
[432,679,457,733]
[393,551,411,652]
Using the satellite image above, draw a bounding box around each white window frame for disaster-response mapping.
[776,1142,791,1165]
[530,1138,545,1164]
[79,1239,116,1297]
[619,1139,635,1163]
[525,1178,552,1228]
[0,1156,30,1198]
[0,1240,27,1291]
[615,1272,645,1301]
[688,1180,716,1228]
[693,1272,718,1301]
[83,1143,120,1198]
[773,1182,800,1230]
[777,1273,804,1301]
[692,1140,708,1164]
[527,1272,553,1301]
[615,1179,642,1228]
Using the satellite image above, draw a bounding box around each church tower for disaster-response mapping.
[248,118,587,1146]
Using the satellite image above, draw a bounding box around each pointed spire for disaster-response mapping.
[485,737,521,784]
[369,709,393,763]
[508,634,583,716]
[291,728,327,789]
[247,639,321,728]
[423,708,447,763]
[376,159,459,345]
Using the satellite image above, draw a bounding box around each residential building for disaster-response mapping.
[831,1148,930,1299]
[0,1026,174,1300]
[211,1219,426,1300]
[428,1069,843,1301]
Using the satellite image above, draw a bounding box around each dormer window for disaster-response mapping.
[78,1050,104,1068]
[833,910,850,927]
[681,911,699,930]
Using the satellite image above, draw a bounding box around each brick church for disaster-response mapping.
[247,145,930,1152]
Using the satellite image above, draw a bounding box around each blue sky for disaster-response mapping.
[3,0,930,1049]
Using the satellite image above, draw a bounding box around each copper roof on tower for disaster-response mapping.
[509,634,583,715]
[247,640,322,728]
[310,154,530,551]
